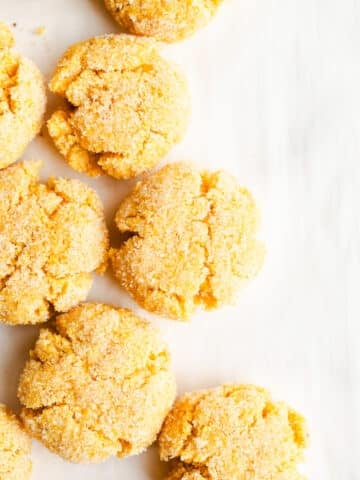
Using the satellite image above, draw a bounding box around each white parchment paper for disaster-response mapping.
[0,0,359,478]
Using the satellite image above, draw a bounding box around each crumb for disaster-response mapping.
[34,26,45,36]
[47,34,190,179]
[0,161,109,325]
[104,0,224,42]
[159,384,309,480]
[0,22,46,169]
[110,162,265,320]
[12,22,17,28]
[18,303,176,463]
[0,404,32,480]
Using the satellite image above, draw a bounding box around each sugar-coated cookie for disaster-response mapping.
[48,34,190,179]
[0,404,31,480]
[18,303,176,463]
[159,384,308,480]
[0,161,108,325]
[0,22,46,169]
[104,0,224,43]
[110,162,265,320]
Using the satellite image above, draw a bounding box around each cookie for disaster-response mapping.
[0,22,46,169]
[47,34,190,179]
[104,0,224,43]
[0,161,108,325]
[18,303,176,463]
[110,162,265,320]
[0,404,31,480]
[159,384,308,480]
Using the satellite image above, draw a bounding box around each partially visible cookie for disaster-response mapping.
[47,34,190,179]
[0,404,32,480]
[18,303,176,463]
[104,0,224,43]
[0,161,108,325]
[159,384,308,480]
[0,22,46,169]
[110,162,265,320]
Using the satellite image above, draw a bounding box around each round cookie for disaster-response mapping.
[159,384,308,480]
[18,303,176,463]
[47,34,190,179]
[104,0,224,43]
[110,162,265,320]
[0,404,32,480]
[0,22,46,169]
[0,161,108,325]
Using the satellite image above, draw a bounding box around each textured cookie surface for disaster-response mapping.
[0,22,46,169]
[48,34,190,179]
[0,161,108,325]
[18,303,176,463]
[0,404,32,480]
[159,385,308,480]
[110,162,265,320]
[104,0,224,43]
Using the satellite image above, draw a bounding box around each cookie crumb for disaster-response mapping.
[34,26,45,35]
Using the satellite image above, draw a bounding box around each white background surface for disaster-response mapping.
[0,0,359,478]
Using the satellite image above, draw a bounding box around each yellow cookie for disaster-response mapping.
[0,161,108,325]
[0,404,32,480]
[18,303,176,463]
[0,22,46,169]
[104,0,224,43]
[110,162,265,320]
[47,34,190,179]
[159,385,308,480]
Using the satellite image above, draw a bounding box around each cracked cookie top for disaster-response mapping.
[0,404,32,480]
[0,161,108,325]
[159,384,308,480]
[18,303,176,463]
[110,162,265,320]
[104,0,224,43]
[47,34,190,179]
[0,22,46,169]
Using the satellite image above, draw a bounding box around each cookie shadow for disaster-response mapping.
[0,324,40,413]
[88,0,127,33]
[142,445,169,480]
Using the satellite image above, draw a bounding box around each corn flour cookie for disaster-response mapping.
[0,22,46,169]
[104,0,224,43]
[18,303,176,463]
[110,162,265,320]
[0,161,108,325]
[0,404,32,480]
[159,384,308,480]
[47,34,190,179]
